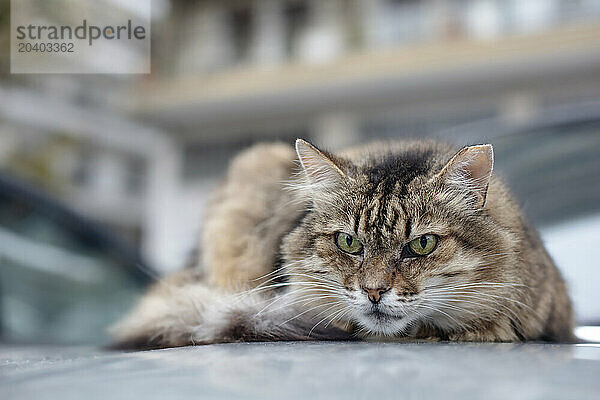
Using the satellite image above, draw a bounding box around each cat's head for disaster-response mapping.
[283,139,518,337]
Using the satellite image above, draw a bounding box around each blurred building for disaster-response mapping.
[0,0,170,258]
[2,0,600,272]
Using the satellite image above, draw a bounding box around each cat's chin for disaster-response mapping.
[356,310,409,336]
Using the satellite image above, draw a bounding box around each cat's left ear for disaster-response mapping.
[438,144,494,207]
[295,139,348,189]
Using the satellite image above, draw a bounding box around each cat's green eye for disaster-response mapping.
[406,234,438,257]
[335,232,363,255]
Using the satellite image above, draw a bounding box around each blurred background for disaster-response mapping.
[0,0,599,345]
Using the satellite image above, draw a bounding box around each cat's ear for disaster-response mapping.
[438,144,494,207]
[295,139,347,188]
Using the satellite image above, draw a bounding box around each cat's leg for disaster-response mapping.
[200,143,303,291]
[110,281,352,349]
[447,318,520,342]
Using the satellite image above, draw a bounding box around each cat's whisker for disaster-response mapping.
[284,274,345,291]
[355,324,371,337]
[236,280,342,299]
[425,281,528,294]
[252,287,316,316]
[241,273,344,293]
[324,308,352,329]
[249,266,288,283]
[423,298,480,318]
[274,283,345,297]
[352,325,370,338]
[429,295,528,329]
[309,301,346,322]
[425,286,532,309]
[252,285,344,316]
[424,295,519,327]
[233,281,296,298]
[308,305,348,338]
[440,290,539,318]
[416,302,470,332]
[284,267,341,281]
[267,293,342,314]
[284,274,342,288]
[280,300,346,327]
[451,281,529,288]
[434,291,539,318]
[423,286,535,328]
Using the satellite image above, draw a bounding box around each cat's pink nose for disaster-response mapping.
[362,286,390,304]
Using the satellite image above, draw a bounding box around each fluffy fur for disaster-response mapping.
[111,139,575,348]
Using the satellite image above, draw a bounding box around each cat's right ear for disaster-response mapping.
[295,139,347,189]
[437,144,494,207]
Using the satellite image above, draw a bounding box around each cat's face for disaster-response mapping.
[284,140,515,337]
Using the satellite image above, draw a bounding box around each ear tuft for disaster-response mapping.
[440,144,494,207]
[295,139,346,188]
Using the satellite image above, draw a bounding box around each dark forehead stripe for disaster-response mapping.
[404,215,412,239]
[359,149,435,235]
[366,149,435,197]
[388,208,400,234]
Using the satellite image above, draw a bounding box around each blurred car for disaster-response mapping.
[0,172,153,345]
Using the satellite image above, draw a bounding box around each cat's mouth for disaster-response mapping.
[367,309,403,321]
[357,308,408,335]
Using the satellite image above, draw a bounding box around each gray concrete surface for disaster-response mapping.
[1,342,599,400]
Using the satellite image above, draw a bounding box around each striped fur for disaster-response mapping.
[112,139,574,348]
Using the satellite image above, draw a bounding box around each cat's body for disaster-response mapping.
[112,139,574,349]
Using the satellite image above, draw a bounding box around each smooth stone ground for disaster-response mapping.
[1,342,599,399]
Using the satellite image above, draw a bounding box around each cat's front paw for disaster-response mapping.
[448,330,512,342]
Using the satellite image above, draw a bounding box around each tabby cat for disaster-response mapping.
[112,139,574,348]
